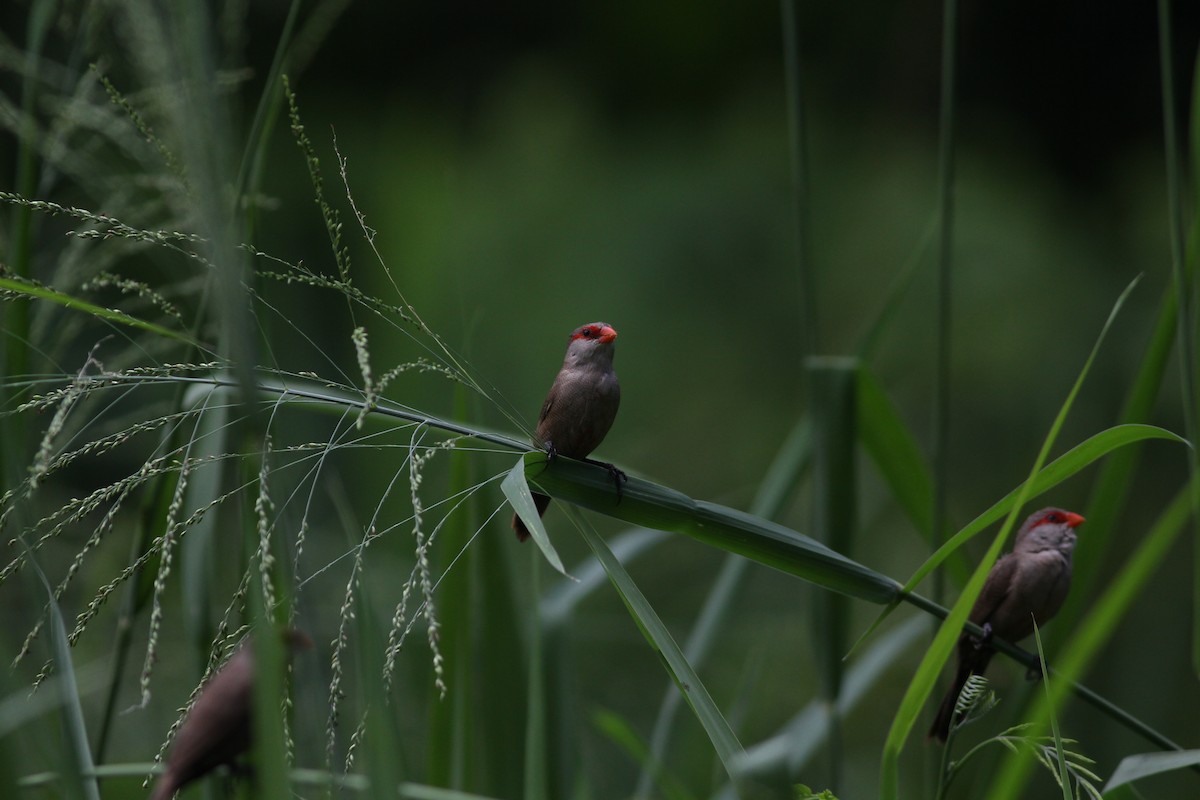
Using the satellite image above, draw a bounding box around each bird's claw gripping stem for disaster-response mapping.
[581,457,626,504]
[540,444,626,504]
[972,622,994,651]
[606,462,627,504]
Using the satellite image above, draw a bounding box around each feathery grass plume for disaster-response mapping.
[138,447,192,707]
[352,326,374,429]
[283,75,350,283]
[254,430,281,620]
[82,271,184,325]
[90,65,185,182]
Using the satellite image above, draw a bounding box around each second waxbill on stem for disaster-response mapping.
[512,322,622,541]
[928,507,1084,741]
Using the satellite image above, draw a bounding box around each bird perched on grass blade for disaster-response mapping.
[928,508,1084,741]
[151,629,312,800]
[512,321,622,541]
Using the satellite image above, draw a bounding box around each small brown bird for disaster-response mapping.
[512,321,622,541]
[151,629,311,800]
[929,507,1084,741]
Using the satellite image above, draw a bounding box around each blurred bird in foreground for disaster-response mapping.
[151,628,312,800]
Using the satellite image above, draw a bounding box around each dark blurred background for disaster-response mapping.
[2,1,1198,797]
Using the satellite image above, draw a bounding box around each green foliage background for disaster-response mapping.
[0,2,1197,799]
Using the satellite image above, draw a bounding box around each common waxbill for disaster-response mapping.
[928,507,1084,741]
[151,629,311,800]
[511,321,622,541]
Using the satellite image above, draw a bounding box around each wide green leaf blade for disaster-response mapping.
[527,453,899,604]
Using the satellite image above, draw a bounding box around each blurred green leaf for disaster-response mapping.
[0,276,197,345]
[1104,750,1200,793]
[592,707,694,800]
[36,562,100,800]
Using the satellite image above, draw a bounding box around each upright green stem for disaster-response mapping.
[782,0,818,357]
[807,358,858,792]
[1156,0,1200,675]
[932,0,959,605]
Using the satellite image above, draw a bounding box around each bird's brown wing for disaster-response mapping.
[537,385,558,425]
[160,649,254,793]
[535,381,561,435]
[968,553,1018,626]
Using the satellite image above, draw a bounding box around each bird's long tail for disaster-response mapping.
[512,492,552,542]
[929,643,994,741]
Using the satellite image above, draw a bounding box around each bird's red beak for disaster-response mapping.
[598,325,618,344]
[1065,512,1085,528]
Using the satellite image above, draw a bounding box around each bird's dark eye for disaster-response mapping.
[1046,512,1063,523]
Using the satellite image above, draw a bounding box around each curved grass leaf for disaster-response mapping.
[903,422,1187,597]
[501,458,569,578]
[566,508,746,787]
[851,422,1188,658]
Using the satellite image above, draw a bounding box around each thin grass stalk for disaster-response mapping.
[234,0,304,220]
[781,0,817,356]
[1156,0,1200,675]
[807,357,858,792]
[931,0,959,609]
[1031,625,1074,800]
[523,554,549,800]
[719,617,925,797]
